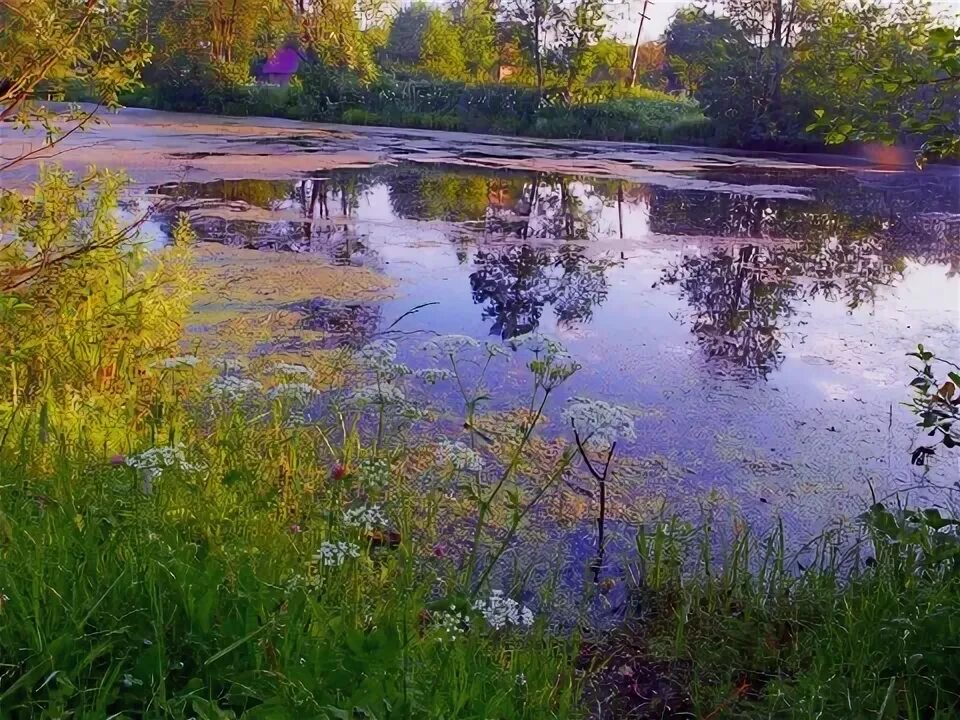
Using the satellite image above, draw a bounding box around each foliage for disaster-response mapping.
[632,505,960,718]
[906,344,960,465]
[455,0,499,82]
[0,168,196,449]
[0,0,151,170]
[420,10,466,81]
[298,0,379,80]
[809,15,960,161]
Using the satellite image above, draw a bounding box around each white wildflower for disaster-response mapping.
[563,397,636,447]
[484,342,511,359]
[212,357,244,373]
[125,444,197,473]
[414,368,453,385]
[314,541,361,566]
[436,440,484,472]
[348,382,406,406]
[151,355,199,370]
[268,383,320,404]
[432,608,471,642]
[356,458,391,488]
[343,504,389,532]
[357,340,410,377]
[516,673,527,686]
[420,334,480,358]
[207,375,262,401]
[507,332,548,353]
[472,590,535,630]
[269,362,316,379]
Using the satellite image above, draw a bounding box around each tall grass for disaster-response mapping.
[630,509,960,718]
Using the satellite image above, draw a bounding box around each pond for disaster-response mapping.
[148,161,960,544]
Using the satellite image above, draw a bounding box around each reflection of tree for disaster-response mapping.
[661,245,796,376]
[470,245,621,339]
[658,205,910,376]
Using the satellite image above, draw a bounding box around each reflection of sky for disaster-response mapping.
[156,167,960,538]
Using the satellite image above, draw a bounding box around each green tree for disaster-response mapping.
[502,0,553,92]
[552,0,607,96]
[385,2,432,66]
[455,0,498,82]
[0,0,151,170]
[298,0,379,79]
[420,9,467,80]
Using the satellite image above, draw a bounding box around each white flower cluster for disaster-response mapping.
[420,334,480,358]
[207,375,262,401]
[357,340,410,377]
[484,342,511,359]
[212,357,244,373]
[508,333,579,387]
[436,440,484,472]
[432,607,471,642]
[151,355,199,369]
[269,362,316,379]
[125,444,198,472]
[471,590,535,630]
[413,368,453,385]
[313,541,361,566]
[563,396,636,447]
[356,458,391,488]
[343,504,389,532]
[348,382,406,406]
[268,383,320,404]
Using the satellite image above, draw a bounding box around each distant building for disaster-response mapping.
[256,48,301,86]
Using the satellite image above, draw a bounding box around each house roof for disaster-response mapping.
[261,48,300,75]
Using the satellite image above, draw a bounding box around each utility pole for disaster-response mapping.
[628,0,652,87]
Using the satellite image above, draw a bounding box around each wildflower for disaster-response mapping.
[343,504,389,532]
[212,356,244,373]
[472,590,535,630]
[348,382,405,406]
[516,673,527,686]
[432,607,471,642]
[269,362,316,379]
[484,342,511,359]
[314,541,361,566]
[563,397,636,447]
[508,333,579,388]
[151,355,199,369]
[432,543,447,558]
[207,375,262,402]
[420,334,480,358]
[436,440,484,472]
[355,458,391,488]
[332,463,348,481]
[110,454,126,466]
[413,368,453,385]
[268,383,320,404]
[289,523,302,534]
[125,444,197,473]
[357,340,410,377]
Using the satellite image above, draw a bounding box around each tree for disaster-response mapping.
[552,0,608,96]
[297,0,379,78]
[455,0,498,82]
[420,10,467,80]
[385,2,432,66]
[502,0,552,92]
[0,0,151,170]
[803,3,959,162]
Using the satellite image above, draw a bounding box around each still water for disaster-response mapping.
[152,162,960,541]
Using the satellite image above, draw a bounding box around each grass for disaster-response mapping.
[618,512,960,718]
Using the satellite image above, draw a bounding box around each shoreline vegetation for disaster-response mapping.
[3,0,960,717]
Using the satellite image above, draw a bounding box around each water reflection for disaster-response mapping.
[152,165,959,376]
